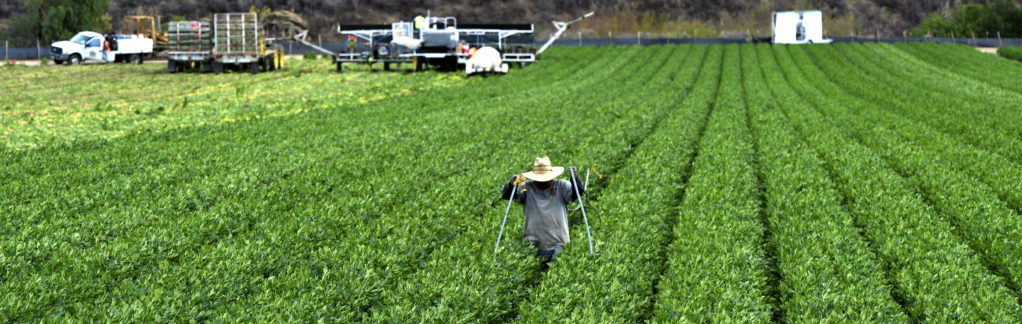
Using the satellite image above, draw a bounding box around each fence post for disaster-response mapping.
[37,39,41,60]
[998,31,1002,47]
[971,32,976,46]
[951,32,955,44]
[5,40,8,64]
[637,31,641,45]
[608,31,612,45]
[577,31,581,46]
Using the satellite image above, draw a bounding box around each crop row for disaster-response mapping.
[819,44,1022,163]
[649,43,775,322]
[365,44,693,322]
[740,44,907,322]
[0,46,613,321]
[897,43,1022,94]
[4,43,1022,321]
[514,44,716,322]
[765,44,1021,322]
[784,44,1022,297]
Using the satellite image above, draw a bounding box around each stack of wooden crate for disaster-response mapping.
[167,21,212,52]
[214,13,261,54]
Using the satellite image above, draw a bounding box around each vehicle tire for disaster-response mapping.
[249,62,260,74]
[336,62,343,73]
[130,54,142,65]
[384,62,390,71]
[212,62,224,74]
[167,60,177,73]
[53,59,64,65]
[68,54,82,65]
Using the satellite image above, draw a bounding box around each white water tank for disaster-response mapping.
[465,46,508,75]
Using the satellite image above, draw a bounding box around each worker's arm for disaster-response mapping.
[567,167,584,202]
[501,175,526,203]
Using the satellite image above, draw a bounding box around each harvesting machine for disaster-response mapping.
[295,12,593,75]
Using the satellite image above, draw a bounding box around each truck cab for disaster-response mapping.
[51,31,154,65]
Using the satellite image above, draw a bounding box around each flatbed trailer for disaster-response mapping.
[166,13,284,74]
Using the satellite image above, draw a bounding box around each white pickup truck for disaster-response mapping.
[50,31,154,65]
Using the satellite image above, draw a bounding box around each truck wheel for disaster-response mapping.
[249,62,260,74]
[384,62,391,71]
[167,60,177,73]
[212,62,224,74]
[68,54,82,65]
[336,62,343,73]
[53,59,64,65]
[130,54,143,65]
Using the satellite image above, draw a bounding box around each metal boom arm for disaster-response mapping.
[536,12,594,56]
[292,30,338,56]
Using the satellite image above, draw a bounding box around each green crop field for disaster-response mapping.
[3,43,1022,322]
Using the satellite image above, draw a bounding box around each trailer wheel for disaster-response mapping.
[249,62,260,74]
[212,62,224,74]
[68,54,82,65]
[130,54,143,65]
[167,60,177,73]
[384,62,390,71]
[336,62,343,73]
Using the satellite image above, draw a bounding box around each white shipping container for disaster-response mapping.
[772,11,832,44]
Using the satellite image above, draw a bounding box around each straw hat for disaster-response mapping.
[521,156,564,182]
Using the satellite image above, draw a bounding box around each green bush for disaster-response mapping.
[911,0,1022,38]
[997,46,1022,61]
[302,52,317,60]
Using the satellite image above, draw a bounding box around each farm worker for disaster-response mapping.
[414,16,425,30]
[501,157,584,268]
[469,46,478,59]
[103,30,118,63]
[346,35,357,53]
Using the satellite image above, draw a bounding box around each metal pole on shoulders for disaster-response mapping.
[570,168,595,254]
[495,183,518,253]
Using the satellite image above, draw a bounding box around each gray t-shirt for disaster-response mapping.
[513,179,576,250]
